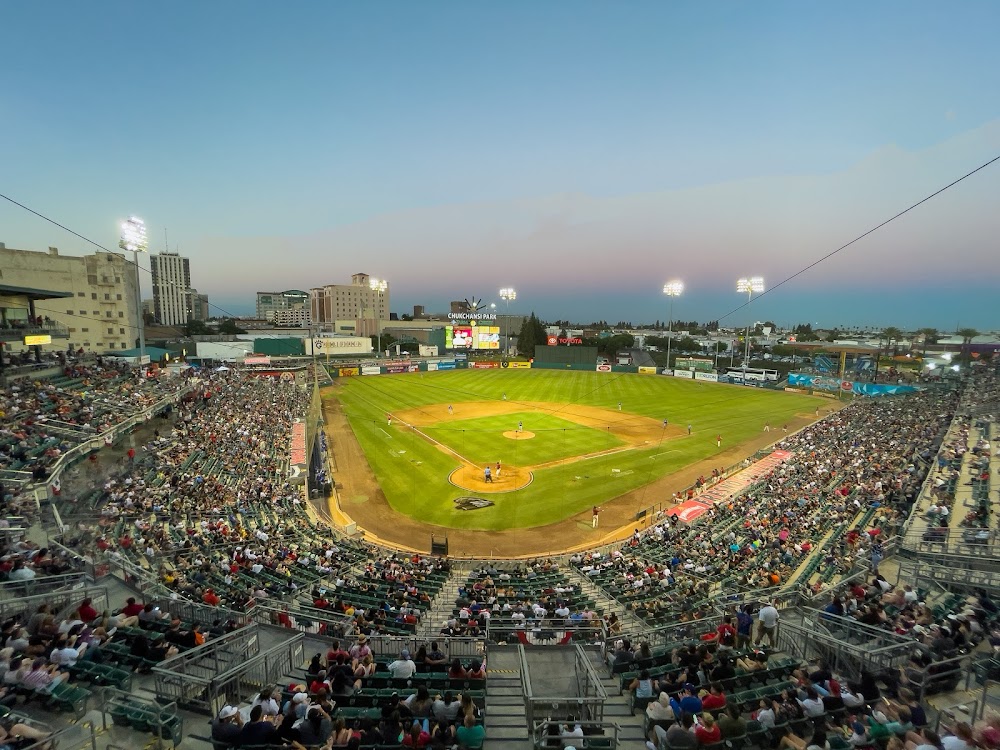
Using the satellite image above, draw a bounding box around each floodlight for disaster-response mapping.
[119,216,148,253]
[662,281,684,297]
[737,276,764,294]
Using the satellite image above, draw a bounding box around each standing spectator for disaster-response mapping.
[756,602,779,647]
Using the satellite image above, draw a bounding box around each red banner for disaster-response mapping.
[669,499,710,523]
[472,361,500,369]
[289,421,307,465]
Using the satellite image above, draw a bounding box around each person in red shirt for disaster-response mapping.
[77,598,99,624]
[203,589,221,607]
[716,617,736,649]
[694,712,722,744]
[121,597,145,617]
[700,684,727,711]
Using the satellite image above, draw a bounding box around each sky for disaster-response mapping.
[1,1,999,331]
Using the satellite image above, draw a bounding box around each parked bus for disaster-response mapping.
[725,366,780,382]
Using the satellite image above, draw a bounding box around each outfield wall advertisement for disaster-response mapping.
[637,366,657,374]
[788,372,918,397]
[502,361,532,369]
[672,369,694,378]
[385,363,419,374]
[694,372,719,382]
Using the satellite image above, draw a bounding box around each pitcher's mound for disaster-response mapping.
[449,465,534,493]
[503,430,535,440]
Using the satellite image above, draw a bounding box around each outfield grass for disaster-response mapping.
[331,369,821,530]
[422,412,625,466]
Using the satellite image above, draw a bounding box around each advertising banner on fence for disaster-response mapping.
[472,361,500,369]
[694,372,719,382]
[288,419,307,485]
[338,367,359,377]
[312,337,372,355]
[385,363,420,374]
[244,355,272,366]
[672,369,694,378]
[361,366,381,376]
[437,361,457,370]
[427,362,438,372]
[454,353,468,361]
[596,363,612,372]
[788,372,918,397]
[637,366,657,375]
[502,361,532,369]
[669,499,710,523]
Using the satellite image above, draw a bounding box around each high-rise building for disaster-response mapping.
[256,290,310,322]
[190,290,210,322]
[0,242,139,352]
[310,273,389,330]
[150,252,192,325]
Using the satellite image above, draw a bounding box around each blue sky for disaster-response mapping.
[1,1,998,330]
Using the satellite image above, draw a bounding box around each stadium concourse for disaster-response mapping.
[1,362,999,750]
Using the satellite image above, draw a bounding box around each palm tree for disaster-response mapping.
[957,327,980,344]
[882,326,903,356]
[957,327,980,363]
[917,327,939,357]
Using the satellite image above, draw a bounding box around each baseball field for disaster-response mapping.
[324,368,823,534]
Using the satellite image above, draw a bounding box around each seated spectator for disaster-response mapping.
[646,692,674,727]
[449,658,467,679]
[694,712,722,745]
[212,705,244,746]
[456,713,485,750]
[718,704,747,739]
[701,683,727,711]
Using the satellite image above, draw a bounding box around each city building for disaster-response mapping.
[256,290,310,326]
[271,308,311,327]
[190,290,210,322]
[310,273,389,335]
[150,252,192,326]
[0,242,140,353]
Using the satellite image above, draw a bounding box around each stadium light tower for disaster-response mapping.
[736,276,765,379]
[369,277,387,357]
[119,216,149,367]
[499,287,516,357]
[662,281,683,371]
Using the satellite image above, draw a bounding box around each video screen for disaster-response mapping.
[446,325,500,350]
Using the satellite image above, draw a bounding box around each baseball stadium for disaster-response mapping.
[3,4,1000,750]
[2,336,998,750]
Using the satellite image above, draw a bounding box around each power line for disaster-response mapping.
[715,153,1000,323]
[0,193,258,327]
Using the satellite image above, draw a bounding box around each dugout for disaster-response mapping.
[532,345,598,369]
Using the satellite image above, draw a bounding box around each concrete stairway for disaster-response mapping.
[565,566,646,635]
[483,646,531,750]
[419,563,471,639]
[582,646,649,749]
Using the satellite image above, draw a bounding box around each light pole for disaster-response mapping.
[736,276,765,380]
[119,216,148,367]
[662,281,683,372]
[369,278,387,357]
[499,288,516,357]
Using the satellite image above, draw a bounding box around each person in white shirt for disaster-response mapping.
[388,650,417,679]
[561,718,584,748]
[756,603,779,647]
